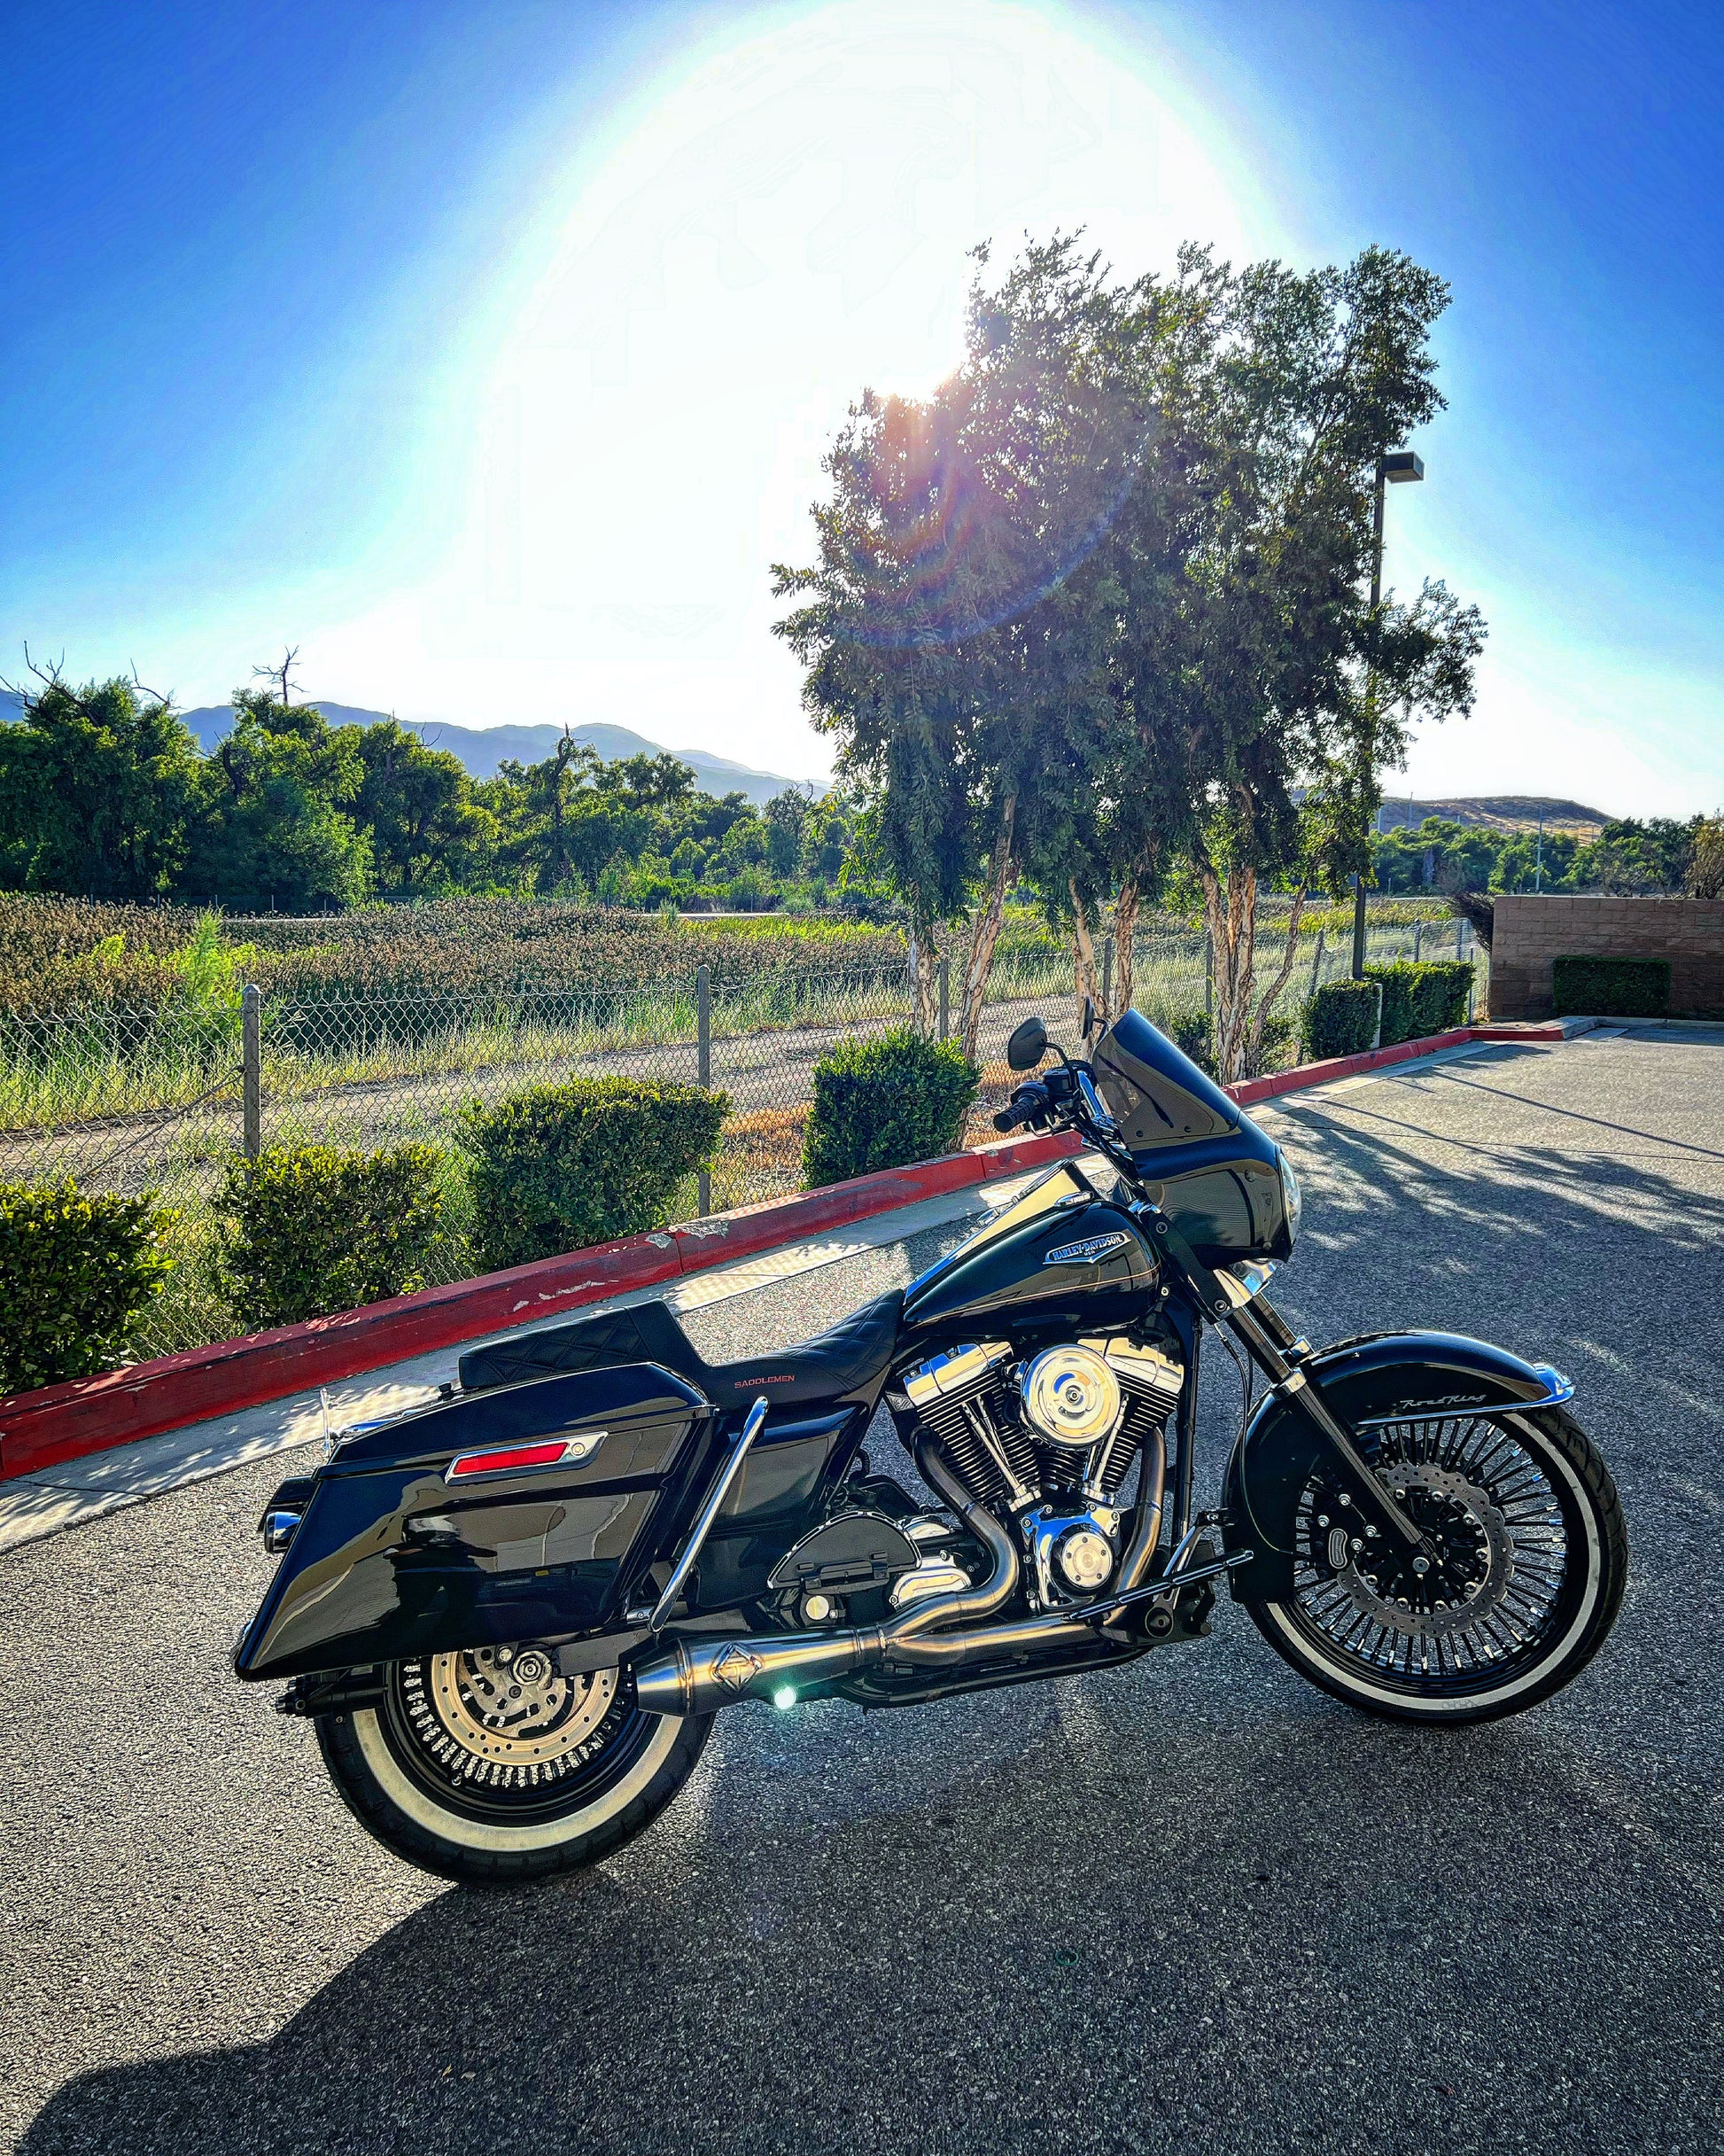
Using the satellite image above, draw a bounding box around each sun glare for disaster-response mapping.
[322,1,1270,770]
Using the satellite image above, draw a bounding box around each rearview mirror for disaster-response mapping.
[1006,1016,1049,1071]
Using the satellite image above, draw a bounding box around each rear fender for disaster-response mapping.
[1222,1331,1573,1602]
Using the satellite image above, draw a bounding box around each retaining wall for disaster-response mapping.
[1488,894,1724,1021]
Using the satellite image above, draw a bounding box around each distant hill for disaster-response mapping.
[1376,795,1612,837]
[173,704,814,806]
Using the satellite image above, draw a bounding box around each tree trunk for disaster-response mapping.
[1246,886,1309,1073]
[909,930,939,1035]
[1111,876,1141,1018]
[1196,854,1259,1086]
[1068,878,1101,1039]
[959,794,1018,1064]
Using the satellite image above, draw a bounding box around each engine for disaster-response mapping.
[895,1335,1183,1607]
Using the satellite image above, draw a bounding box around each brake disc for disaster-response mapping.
[1321,1461,1516,1640]
[404,1644,617,1773]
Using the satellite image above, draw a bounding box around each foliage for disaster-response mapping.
[184,691,372,910]
[0,672,201,899]
[803,1028,978,1187]
[1691,817,1724,900]
[1551,956,1671,1018]
[0,1177,178,1393]
[1374,813,1709,897]
[1363,960,1472,1046]
[458,1077,726,1273]
[1303,979,1383,1060]
[354,720,493,892]
[775,235,1485,1079]
[217,1142,447,1328]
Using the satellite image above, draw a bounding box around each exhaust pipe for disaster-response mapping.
[633,1440,1156,1718]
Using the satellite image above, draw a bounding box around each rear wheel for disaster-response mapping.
[317,1642,711,1885]
[1249,1405,1627,1724]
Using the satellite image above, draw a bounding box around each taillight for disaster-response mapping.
[444,1432,604,1483]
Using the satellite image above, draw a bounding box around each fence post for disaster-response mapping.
[1350,875,1368,979]
[1456,916,1464,961]
[695,966,711,1218]
[1308,927,1326,1002]
[1101,934,1114,1021]
[242,983,262,1160]
[937,954,950,1043]
[1370,980,1384,1052]
[1203,932,1214,1021]
[1414,917,1423,962]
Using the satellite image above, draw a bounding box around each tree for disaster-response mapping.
[0,657,200,897]
[354,720,492,892]
[764,788,812,876]
[184,687,371,908]
[1103,245,1486,1078]
[776,237,1153,1055]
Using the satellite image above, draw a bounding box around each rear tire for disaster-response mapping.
[1248,1405,1627,1724]
[316,1644,712,1885]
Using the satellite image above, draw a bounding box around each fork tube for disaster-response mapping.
[1171,1319,1201,1541]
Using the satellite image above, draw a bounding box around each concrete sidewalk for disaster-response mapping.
[0,1156,1075,1555]
[0,1025,1557,1558]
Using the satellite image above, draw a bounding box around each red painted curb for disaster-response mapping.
[0,1127,1084,1483]
[0,1017,1561,1488]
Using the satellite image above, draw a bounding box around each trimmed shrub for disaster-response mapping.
[1552,954,1671,1017]
[218,1143,447,1329]
[1363,959,1474,1047]
[1303,979,1381,1061]
[0,1178,178,1394]
[1170,1009,1297,1079]
[460,1077,727,1273]
[804,1028,979,1187]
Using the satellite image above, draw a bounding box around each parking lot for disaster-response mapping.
[3,1024,1720,2156]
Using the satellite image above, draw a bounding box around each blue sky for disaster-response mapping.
[3,0,1719,813]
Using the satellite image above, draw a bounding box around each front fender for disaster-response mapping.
[1222,1331,1573,1602]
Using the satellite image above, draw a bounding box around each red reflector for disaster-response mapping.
[447,1440,570,1480]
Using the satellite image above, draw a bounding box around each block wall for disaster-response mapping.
[1488,895,1724,1019]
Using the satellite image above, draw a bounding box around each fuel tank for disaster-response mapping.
[902,1166,1158,1341]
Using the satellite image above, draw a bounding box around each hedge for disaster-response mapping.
[1302,979,1382,1061]
[1363,959,1474,1047]
[0,1178,178,1394]
[460,1076,726,1274]
[218,1143,447,1329]
[1552,955,1671,1017]
[804,1028,979,1187]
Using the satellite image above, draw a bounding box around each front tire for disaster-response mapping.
[1249,1405,1627,1724]
[316,1643,712,1885]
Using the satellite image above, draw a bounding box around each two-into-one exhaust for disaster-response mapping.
[632,1436,1166,1718]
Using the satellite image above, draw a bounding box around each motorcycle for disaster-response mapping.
[236,1008,1627,1884]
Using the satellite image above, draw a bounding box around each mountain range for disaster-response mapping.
[2,689,1617,828]
[0,690,815,806]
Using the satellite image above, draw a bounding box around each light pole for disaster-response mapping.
[1353,448,1425,977]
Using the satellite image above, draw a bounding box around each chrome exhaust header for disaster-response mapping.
[631,1441,1144,1718]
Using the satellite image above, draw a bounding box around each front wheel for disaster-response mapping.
[1248,1405,1627,1724]
[316,1643,712,1885]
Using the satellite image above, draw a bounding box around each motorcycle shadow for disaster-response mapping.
[20,1651,1711,2156]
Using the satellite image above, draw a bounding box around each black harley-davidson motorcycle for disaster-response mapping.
[237,1009,1627,1883]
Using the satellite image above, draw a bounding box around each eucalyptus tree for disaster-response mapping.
[775,237,1153,1056]
[1110,243,1485,1079]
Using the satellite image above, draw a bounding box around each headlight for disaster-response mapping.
[1277,1149,1301,1249]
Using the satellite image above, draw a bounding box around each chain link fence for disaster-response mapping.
[4,915,1473,1363]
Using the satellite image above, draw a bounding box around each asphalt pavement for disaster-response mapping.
[3,1023,1720,2156]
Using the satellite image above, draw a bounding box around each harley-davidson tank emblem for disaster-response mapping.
[1046,1232,1133,1266]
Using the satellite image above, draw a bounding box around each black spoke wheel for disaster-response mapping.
[316,1645,712,1885]
[1248,1405,1627,1723]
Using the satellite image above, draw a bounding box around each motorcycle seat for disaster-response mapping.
[456,1287,905,1413]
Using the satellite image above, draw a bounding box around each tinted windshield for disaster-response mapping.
[1091,1009,1239,1150]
